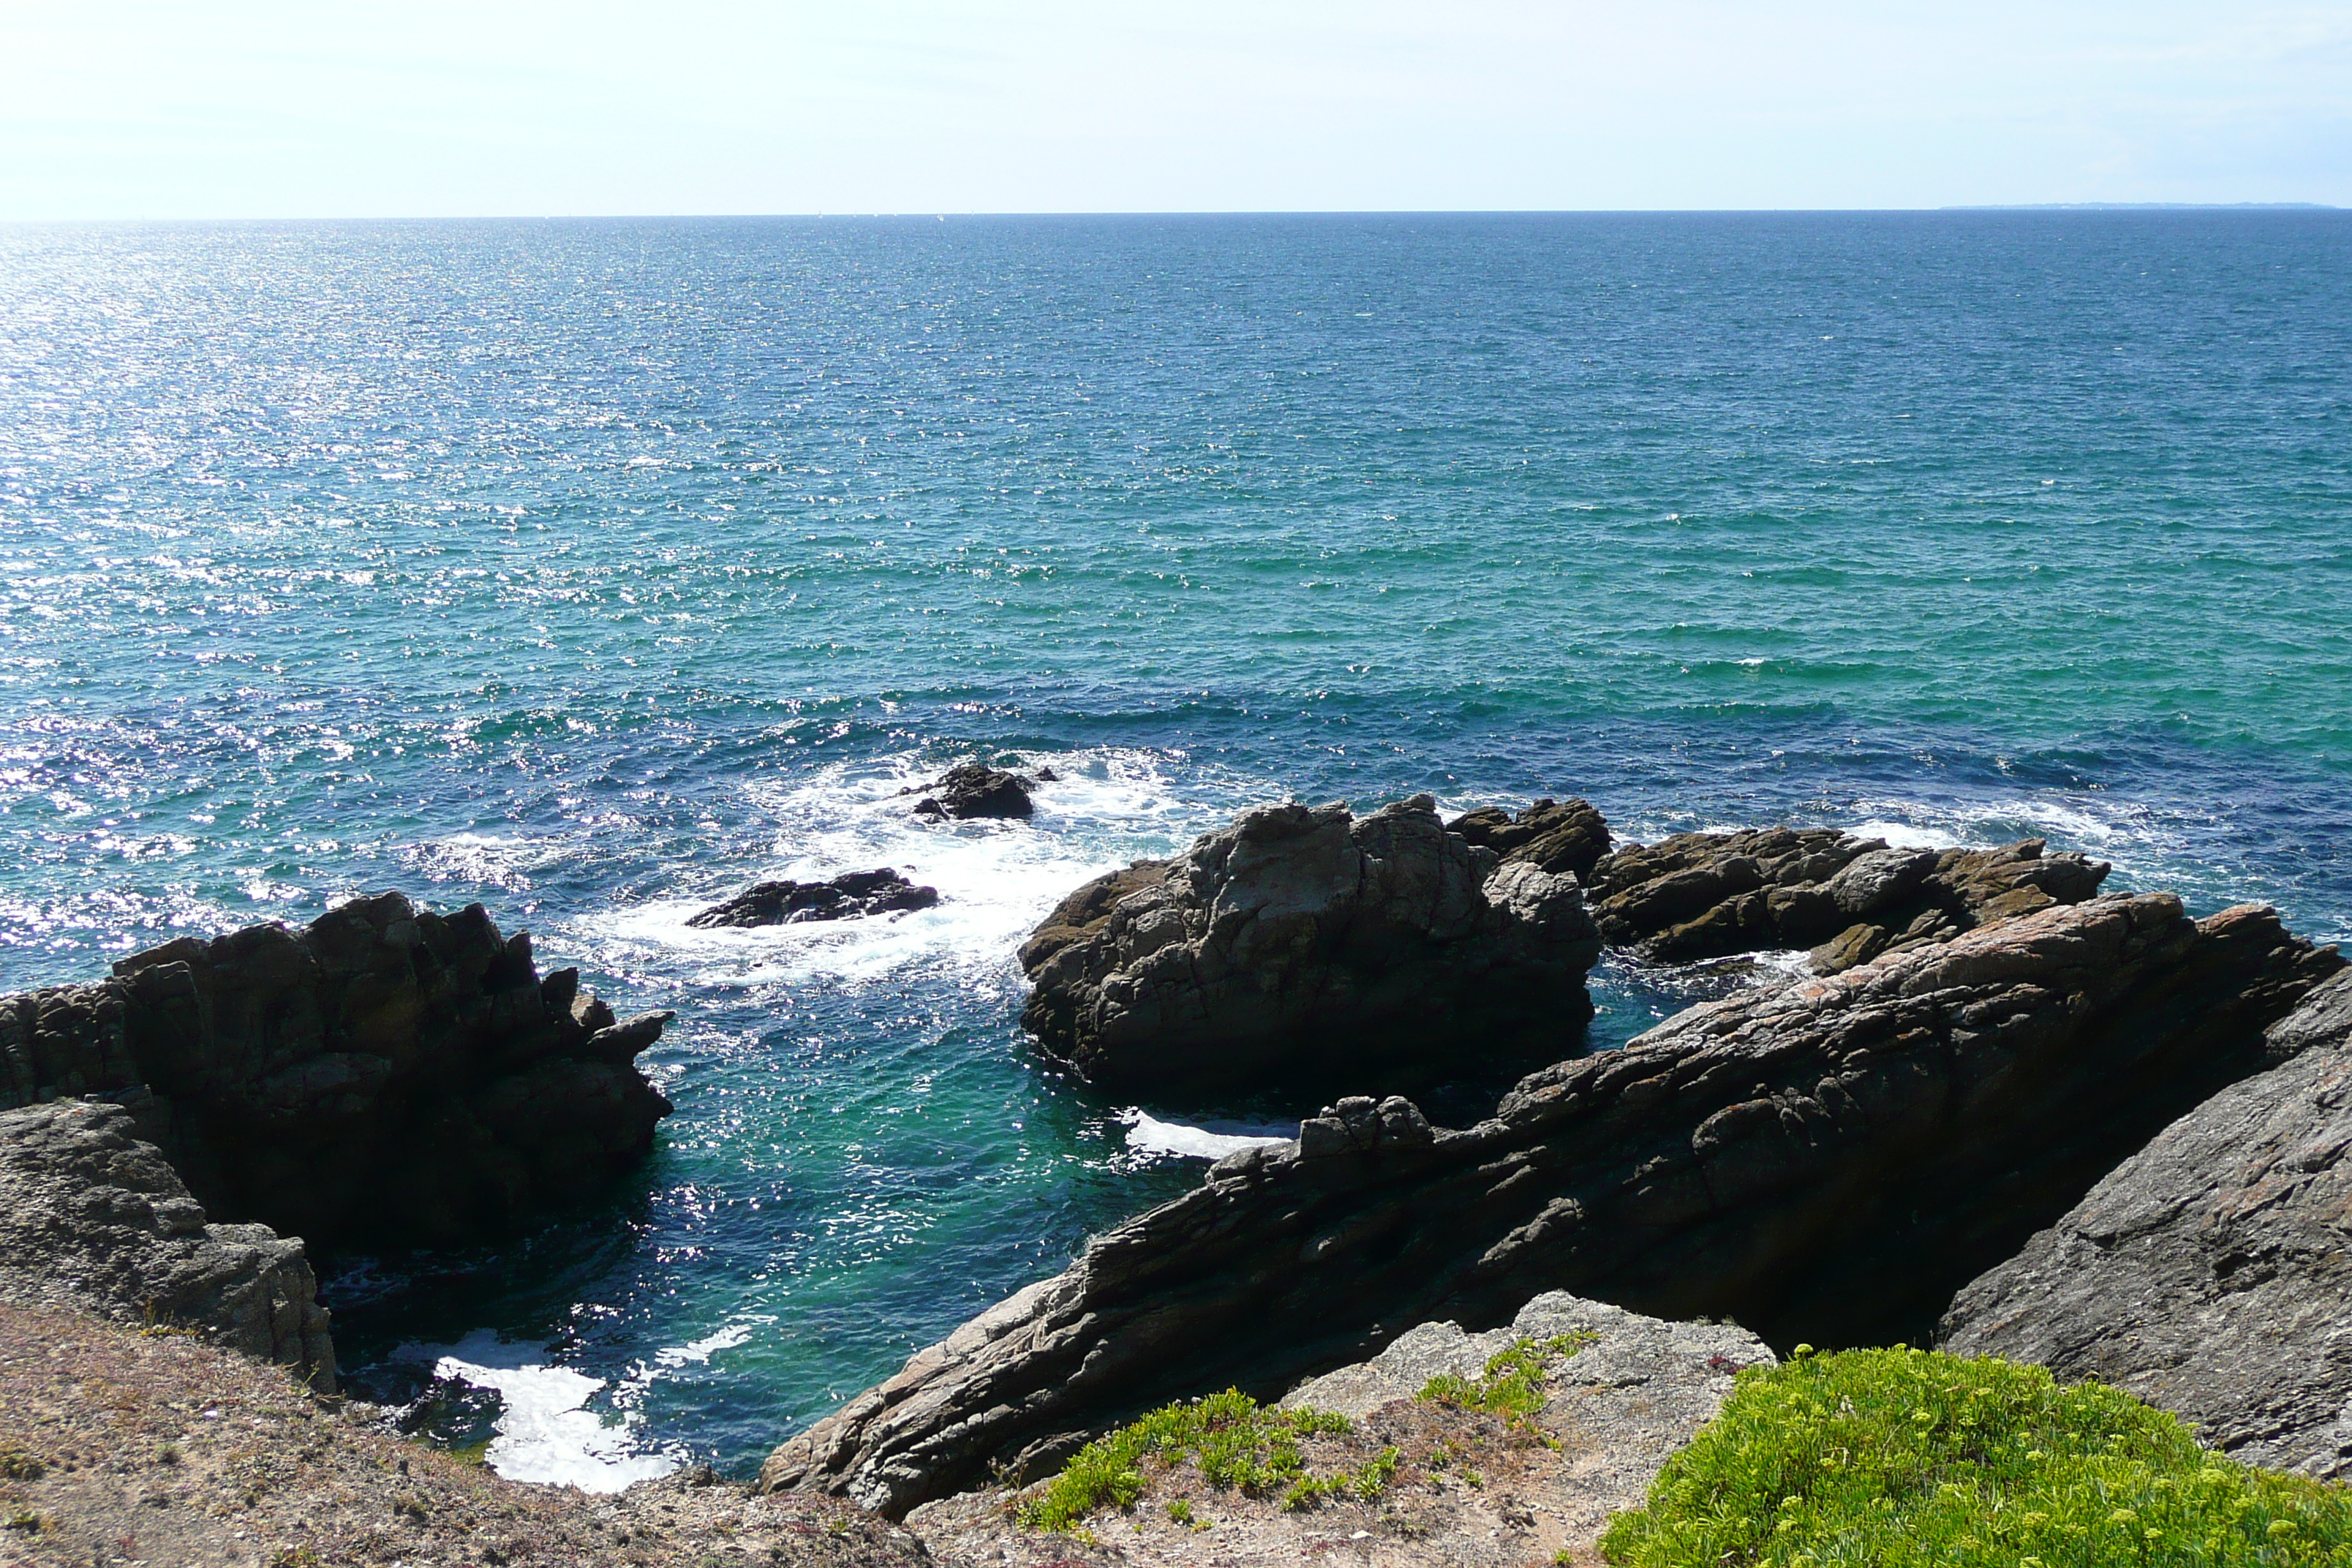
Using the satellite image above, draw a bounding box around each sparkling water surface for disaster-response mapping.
[2,212,2349,1485]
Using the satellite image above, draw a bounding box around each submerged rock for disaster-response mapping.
[910,764,1034,820]
[688,870,941,929]
[765,893,2339,1517]
[1585,829,2108,966]
[1941,968,2352,1477]
[1445,797,1614,884]
[0,892,674,1248]
[1017,796,1603,1098]
[0,1100,335,1390]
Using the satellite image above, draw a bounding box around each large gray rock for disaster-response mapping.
[0,1100,335,1390]
[0,892,674,1248]
[1942,967,2352,1477]
[766,892,2340,1518]
[1583,829,2109,968]
[1018,796,1603,1096]
[1444,797,1614,885]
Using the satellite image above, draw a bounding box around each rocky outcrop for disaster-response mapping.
[1017,796,1603,1097]
[906,1292,1769,1568]
[1445,798,1613,885]
[0,1100,335,1390]
[911,764,1033,820]
[0,892,674,1248]
[688,870,941,929]
[1584,829,2109,968]
[766,893,2340,1517]
[1941,968,2352,1477]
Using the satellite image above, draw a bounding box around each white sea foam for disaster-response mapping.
[653,1319,767,1368]
[576,748,1270,989]
[1118,1109,1295,1161]
[395,1331,676,1493]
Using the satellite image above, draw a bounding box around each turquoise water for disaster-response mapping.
[2,212,2349,1484]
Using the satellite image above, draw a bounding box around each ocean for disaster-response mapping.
[1,211,2348,1486]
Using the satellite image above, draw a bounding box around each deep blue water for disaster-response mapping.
[1,211,2348,1485]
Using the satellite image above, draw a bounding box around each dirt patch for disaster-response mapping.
[0,1301,928,1568]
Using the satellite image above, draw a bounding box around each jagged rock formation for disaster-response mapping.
[1942,968,2352,1477]
[1445,797,1613,885]
[911,764,1034,820]
[1017,796,1603,1097]
[689,870,940,929]
[0,1100,335,1390]
[1583,829,2109,968]
[0,892,674,1248]
[766,893,2340,1518]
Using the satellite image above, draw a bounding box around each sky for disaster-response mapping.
[0,1,2347,219]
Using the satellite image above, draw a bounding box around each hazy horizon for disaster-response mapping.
[3,1,2347,221]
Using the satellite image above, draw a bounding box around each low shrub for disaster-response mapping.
[1600,1345,2352,1567]
[1419,1331,1598,1432]
[1017,1387,1392,1532]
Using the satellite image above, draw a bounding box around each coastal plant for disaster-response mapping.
[1017,1388,1391,1533]
[1418,1331,1599,1432]
[1599,1345,2352,1567]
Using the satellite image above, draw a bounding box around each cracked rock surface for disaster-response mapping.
[1018,796,1603,1098]
[1942,966,2352,1478]
[769,891,2340,1518]
[0,1099,335,1391]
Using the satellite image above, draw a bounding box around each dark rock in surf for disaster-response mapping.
[1446,797,1613,884]
[910,764,1034,821]
[1017,796,1602,1098]
[765,893,2340,1517]
[1583,829,2108,967]
[0,892,674,1249]
[0,1099,336,1390]
[687,870,941,929]
[1941,968,2352,1477]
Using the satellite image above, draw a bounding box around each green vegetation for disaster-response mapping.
[1418,1331,1599,1431]
[0,1444,42,1480]
[1017,1387,1397,1533]
[1600,1346,2352,1567]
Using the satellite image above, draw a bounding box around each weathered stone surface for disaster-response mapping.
[688,870,941,929]
[0,1100,335,1390]
[911,764,1034,820]
[766,893,2339,1517]
[906,1292,1768,1568]
[1017,796,1603,1098]
[1584,829,2108,966]
[1941,967,2352,1478]
[1446,798,1613,885]
[0,892,674,1248]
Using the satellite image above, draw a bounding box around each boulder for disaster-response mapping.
[1445,797,1613,884]
[1583,829,2108,966]
[1940,967,2352,1477]
[688,870,941,929]
[0,1100,335,1390]
[0,892,674,1248]
[911,764,1033,820]
[765,893,2340,1518]
[1017,796,1602,1098]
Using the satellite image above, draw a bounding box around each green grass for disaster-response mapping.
[1599,1346,2352,1567]
[1016,1387,1397,1533]
[1419,1331,1599,1430]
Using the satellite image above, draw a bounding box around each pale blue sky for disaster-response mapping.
[1,1,2346,219]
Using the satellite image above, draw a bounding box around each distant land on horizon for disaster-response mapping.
[1942,201,2340,211]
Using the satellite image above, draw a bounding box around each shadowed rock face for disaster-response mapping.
[1017,796,1603,1099]
[767,893,2340,1518]
[0,892,674,1248]
[688,870,941,929]
[1584,829,2110,967]
[1444,798,1613,885]
[1942,968,2352,1479]
[0,1100,336,1390]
